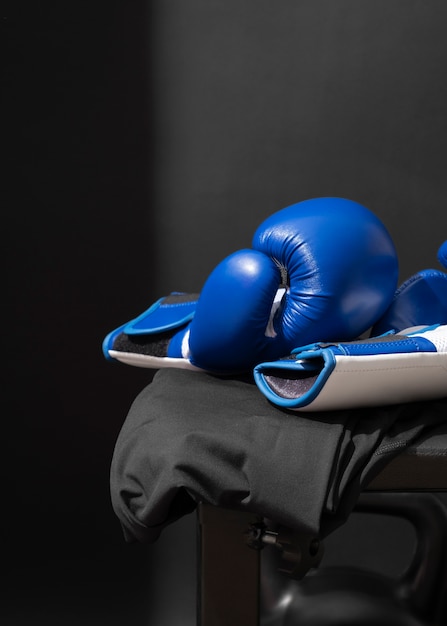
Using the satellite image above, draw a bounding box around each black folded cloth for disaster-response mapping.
[110,369,447,543]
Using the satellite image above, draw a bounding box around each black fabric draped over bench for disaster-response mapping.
[110,368,447,544]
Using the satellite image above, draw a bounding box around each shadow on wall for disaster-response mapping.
[5,2,162,624]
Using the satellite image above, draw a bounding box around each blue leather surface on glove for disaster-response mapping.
[103,197,398,373]
[372,240,447,335]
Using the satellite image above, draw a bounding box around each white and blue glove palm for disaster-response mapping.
[254,324,447,411]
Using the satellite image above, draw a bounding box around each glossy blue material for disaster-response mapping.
[189,197,399,372]
[102,293,197,362]
[123,295,197,335]
[438,240,447,269]
[327,334,436,355]
[189,248,280,370]
[372,240,447,335]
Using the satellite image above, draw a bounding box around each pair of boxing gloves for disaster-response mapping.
[103,197,447,411]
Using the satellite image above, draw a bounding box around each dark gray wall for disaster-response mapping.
[149,0,447,294]
[5,1,447,625]
[147,4,447,624]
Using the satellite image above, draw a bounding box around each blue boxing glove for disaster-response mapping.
[103,197,398,373]
[254,324,447,411]
[372,240,447,336]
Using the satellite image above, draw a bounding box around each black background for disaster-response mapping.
[5,2,447,624]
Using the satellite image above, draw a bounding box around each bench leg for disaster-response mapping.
[197,504,261,626]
